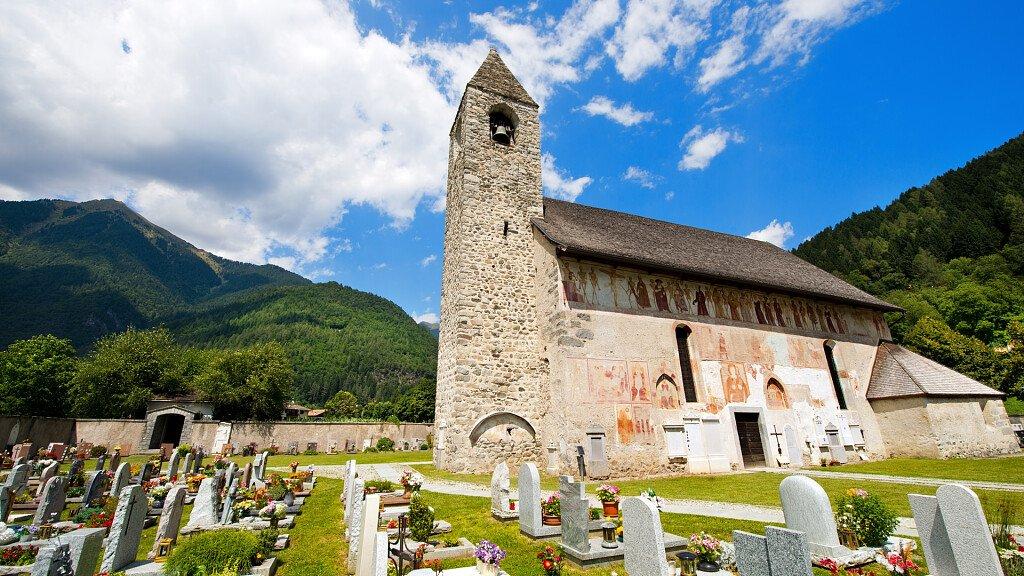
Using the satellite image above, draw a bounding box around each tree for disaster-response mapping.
[193,342,293,420]
[71,327,192,418]
[904,317,1007,391]
[325,390,359,418]
[0,335,77,417]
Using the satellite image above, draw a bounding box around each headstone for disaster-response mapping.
[779,475,848,557]
[64,527,106,576]
[11,443,33,462]
[12,456,26,468]
[343,460,358,530]
[167,450,181,479]
[148,486,187,560]
[75,442,92,460]
[46,443,66,460]
[784,426,804,467]
[182,453,194,478]
[95,453,107,471]
[825,427,848,464]
[256,451,270,480]
[733,530,771,576]
[192,448,205,473]
[241,462,253,488]
[490,462,513,517]
[36,462,60,497]
[111,462,131,497]
[910,484,1002,576]
[30,542,72,576]
[140,461,155,483]
[356,494,381,576]
[183,477,221,530]
[558,475,589,554]
[517,462,542,536]
[220,478,239,524]
[306,442,317,453]
[225,461,238,486]
[33,476,67,525]
[100,485,148,573]
[621,496,673,576]
[765,527,814,576]
[68,459,83,480]
[4,464,29,495]
[288,442,299,455]
[346,479,366,572]
[160,443,175,461]
[0,485,11,522]
[81,471,106,507]
[108,450,122,472]
[584,425,610,479]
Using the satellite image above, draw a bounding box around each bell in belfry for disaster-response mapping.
[492,124,511,144]
[489,111,515,145]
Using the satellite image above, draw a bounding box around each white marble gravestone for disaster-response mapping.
[910,483,1002,576]
[779,475,849,557]
[111,462,131,497]
[784,426,804,467]
[356,494,381,576]
[149,485,187,559]
[100,485,148,573]
[346,478,366,572]
[622,497,673,576]
[35,462,59,497]
[517,462,546,538]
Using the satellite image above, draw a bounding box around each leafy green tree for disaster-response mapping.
[325,390,359,418]
[1005,320,1024,397]
[362,401,395,421]
[193,342,293,420]
[904,317,1007,391]
[0,335,77,417]
[71,327,192,418]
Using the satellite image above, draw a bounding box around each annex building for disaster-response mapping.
[433,49,1020,477]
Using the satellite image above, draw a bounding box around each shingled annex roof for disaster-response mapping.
[866,341,1003,399]
[532,198,900,311]
[467,48,538,108]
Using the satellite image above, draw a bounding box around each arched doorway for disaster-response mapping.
[148,413,186,449]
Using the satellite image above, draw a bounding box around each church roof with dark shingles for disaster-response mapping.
[532,198,901,312]
[467,48,538,108]
[866,341,1003,399]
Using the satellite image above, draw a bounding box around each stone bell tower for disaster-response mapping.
[434,49,547,473]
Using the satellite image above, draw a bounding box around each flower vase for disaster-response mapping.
[541,514,561,526]
[601,501,619,517]
[696,560,720,575]
[476,559,500,576]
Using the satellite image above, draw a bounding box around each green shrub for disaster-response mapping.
[419,443,429,451]
[835,489,899,547]
[364,479,395,493]
[408,494,435,542]
[364,447,378,453]
[89,445,108,458]
[376,437,395,452]
[165,530,263,576]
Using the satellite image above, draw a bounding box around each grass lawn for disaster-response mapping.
[276,477,346,575]
[807,455,1024,485]
[412,464,1024,518]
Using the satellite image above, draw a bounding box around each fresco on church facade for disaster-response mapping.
[559,258,890,341]
[766,379,790,410]
[721,362,749,404]
[655,375,681,409]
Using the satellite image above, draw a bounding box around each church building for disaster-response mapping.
[433,49,1020,477]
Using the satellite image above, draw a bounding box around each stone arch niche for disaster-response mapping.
[469,411,537,446]
[765,378,790,410]
[487,103,519,145]
[144,407,196,450]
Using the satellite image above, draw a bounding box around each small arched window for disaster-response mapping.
[765,378,789,410]
[675,326,698,403]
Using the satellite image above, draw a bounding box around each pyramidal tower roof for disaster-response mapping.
[467,48,538,108]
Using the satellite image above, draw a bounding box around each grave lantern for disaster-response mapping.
[676,551,697,576]
[600,521,618,549]
[155,538,173,563]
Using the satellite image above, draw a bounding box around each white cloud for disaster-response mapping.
[372,262,388,270]
[420,254,437,267]
[753,0,880,68]
[665,191,675,201]
[623,166,656,189]
[413,311,439,324]
[541,153,592,202]
[678,125,743,170]
[580,96,653,126]
[698,35,747,91]
[607,0,713,81]
[746,219,795,248]
[0,1,453,267]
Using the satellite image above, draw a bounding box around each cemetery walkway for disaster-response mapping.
[322,463,923,538]
[757,467,1024,493]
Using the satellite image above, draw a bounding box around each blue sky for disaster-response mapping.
[1,1,1022,324]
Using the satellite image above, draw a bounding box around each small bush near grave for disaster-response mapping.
[376,437,395,452]
[303,449,319,455]
[834,488,899,547]
[408,494,435,542]
[0,545,39,566]
[364,447,378,453]
[420,443,429,451]
[364,479,395,494]
[89,445,108,458]
[165,530,263,576]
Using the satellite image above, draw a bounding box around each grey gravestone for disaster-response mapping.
[621,497,673,576]
[30,542,72,576]
[784,426,804,467]
[33,476,66,525]
[65,527,106,576]
[518,462,542,536]
[192,448,204,473]
[765,526,814,576]
[5,464,28,495]
[100,485,148,573]
[167,451,181,479]
[225,462,238,485]
[181,453,194,478]
[184,477,221,530]
[220,478,239,524]
[36,462,60,497]
[108,451,121,472]
[68,459,83,480]
[81,471,106,507]
[733,530,771,576]
[908,493,958,576]
[148,486,187,559]
[826,428,848,464]
[256,451,270,481]
[490,462,513,517]
[558,475,589,554]
[343,462,358,536]
[346,478,366,573]
[12,457,26,468]
[111,462,131,497]
[242,462,253,488]
[585,425,610,479]
[140,461,155,483]
[779,475,848,557]
[0,485,11,522]
[94,454,106,471]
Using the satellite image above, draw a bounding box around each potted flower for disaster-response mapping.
[474,540,506,576]
[541,494,561,526]
[290,461,299,473]
[260,502,287,529]
[876,550,920,575]
[688,532,723,574]
[536,545,563,575]
[509,499,517,511]
[596,484,620,516]
[399,471,424,497]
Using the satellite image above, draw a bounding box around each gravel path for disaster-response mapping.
[757,467,1024,492]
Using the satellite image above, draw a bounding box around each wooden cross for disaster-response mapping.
[770,426,784,456]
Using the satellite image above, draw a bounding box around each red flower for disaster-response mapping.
[542,560,554,570]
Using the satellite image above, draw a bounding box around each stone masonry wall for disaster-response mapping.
[433,81,547,473]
